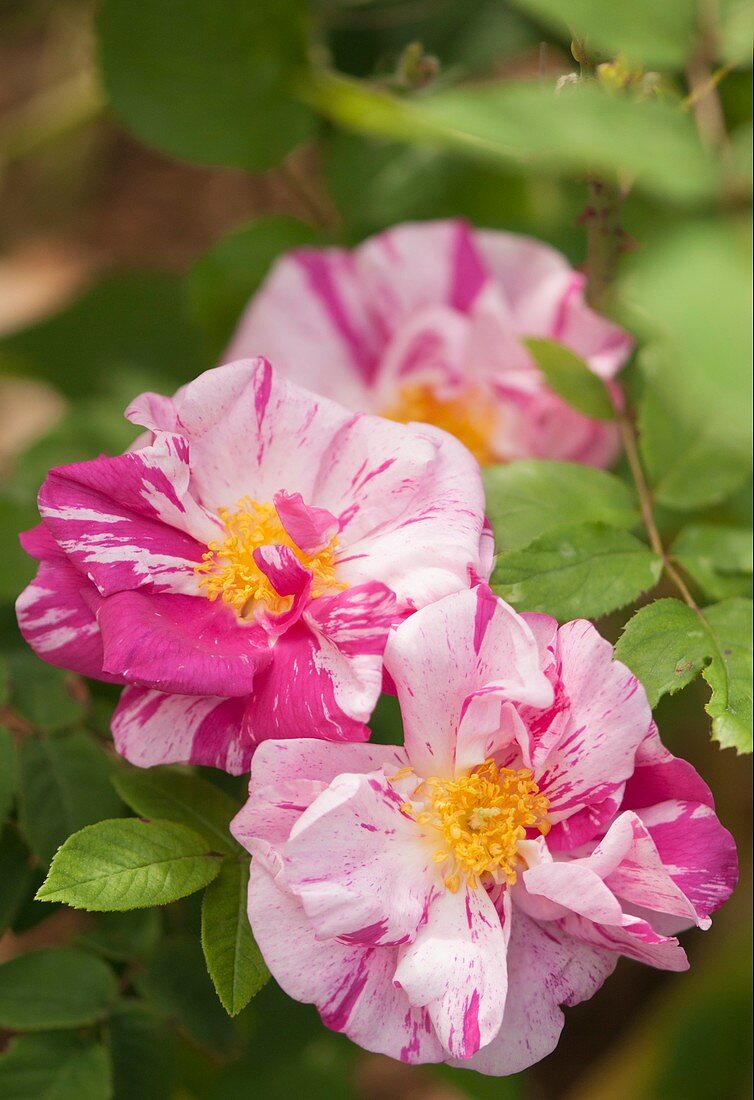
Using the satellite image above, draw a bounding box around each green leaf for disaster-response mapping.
[113,767,241,855]
[0,826,34,935]
[671,524,752,600]
[19,732,124,865]
[614,599,712,707]
[0,274,203,399]
[6,654,85,733]
[523,338,616,420]
[0,948,117,1030]
[108,1002,173,1100]
[98,0,315,172]
[492,524,662,620]
[626,223,752,509]
[0,496,38,601]
[0,725,17,820]
[36,818,222,911]
[719,0,754,64]
[509,0,697,68]
[137,936,235,1053]
[201,859,269,1016]
[702,598,753,752]
[0,1032,112,1100]
[75,909,161,962]
[186,216,320,356]
[484,460,637,553]
[308,72,721,204]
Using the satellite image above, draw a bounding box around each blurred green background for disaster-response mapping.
[0,1,751,1098]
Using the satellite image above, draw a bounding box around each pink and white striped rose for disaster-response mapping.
[16,358,490,774]
[232,586,737,1073]
[224,219,632,467]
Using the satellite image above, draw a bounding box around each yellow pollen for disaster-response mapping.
[405,759,550,892]
[381,383,497,465]
[194,497,344,619]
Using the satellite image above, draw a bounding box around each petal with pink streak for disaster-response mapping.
[306,582,397,656]
[371,307,471,405]
[534,620,651,822]
[283,770,435,946]
[243,621,380,745]
[355,220,489,331]
[111,686,250,773]
[637,800,738,923]
[97,591,268,696]
[385,587,552,780]
[522,863,625,926]
[331,427,487,610]
[15,557,116,682]
[462,909,616,1076]
[252,544,312,636]
[394,885,509,1060]
[247,861,445,1064]
[38,434,214,596]
[231,738,409,852]
[223,250,379,396]
[561,911,689,972]
[273,490,338,553]
[622,723,715,810]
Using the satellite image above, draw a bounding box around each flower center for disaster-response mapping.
[195,497,343,619]
[381,383,497,465]
[402,759,550,893]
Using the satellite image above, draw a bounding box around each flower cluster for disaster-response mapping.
[16,223,736,1075]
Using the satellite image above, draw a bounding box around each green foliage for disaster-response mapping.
[98,0,315,172]
[36,818,222,910]
[202,859,270,1016]
[615,599,712,707]
[523,339,616,420]
[187,216,320,356]
[671,524,752,600]
[108,1002,174,1100]
[4,654,85,733]
[309,73,721,203]
[484,461,637,552]
[75,909,162,962]
[0,274,203,399]
[0,948,117,1030]
[0,1032,112,1100]
[509,0,697,67]
[702,598,753,752]
[0,826,34,935]
[493,524,662,620]
[137,936,236,1053]
[626,223,752,510]
[18,732,123,864]
[113,766,242,854]
[0,725,16,819]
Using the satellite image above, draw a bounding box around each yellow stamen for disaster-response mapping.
[195,497,344,619]
[403,759,550,892]
[381,383,497,465]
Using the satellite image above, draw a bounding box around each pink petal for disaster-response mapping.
[394,886,509,1060]
[283,770,435,946]
[622,723,715,810]
[273,490,338,553]
[37,434,212,596]
[97,591,268,696]
[247,861,445,1064]
[251,544,312,635]
[562,912,689,971]
[224,249,380,392]
[384,587,552,780]
[111,687,250,773]
[535,620,651,822]
[243,621,380,745]
[462,909,616,1075]
[231,738,410,851]
[306,581,397,656]
[522,862,625,925]
[637,800,738,923]
[15,557,116,682]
